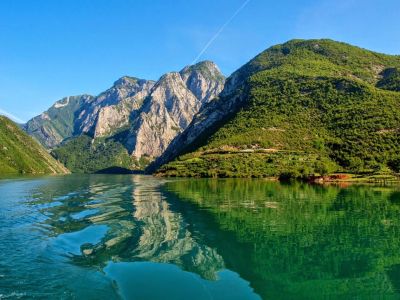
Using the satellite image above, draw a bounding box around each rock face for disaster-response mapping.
[24,61,225,171]
[81,77,156,137]
[126,61,225,159]
[148,66,244,172]
[25,77,156,149]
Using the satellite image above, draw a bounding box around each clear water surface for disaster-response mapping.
[0,175,400,299]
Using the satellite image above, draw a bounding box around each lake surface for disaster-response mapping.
[1,175,400,299]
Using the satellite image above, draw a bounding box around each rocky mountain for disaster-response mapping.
[24,77,155,148]
[125,61,225,159]
[82,76,156,137]
[154,39,400,179]
[24,95,94,148]
[0,116,69,174]
[26,61,225,173]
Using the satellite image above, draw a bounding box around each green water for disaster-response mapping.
[0,175,400,299]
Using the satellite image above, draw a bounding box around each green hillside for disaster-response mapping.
[51,135,143,173]
[0,116,69,175]
[156,39,400,179]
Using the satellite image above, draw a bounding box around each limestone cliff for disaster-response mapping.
[25,61,225,172]
[126,61,225,159]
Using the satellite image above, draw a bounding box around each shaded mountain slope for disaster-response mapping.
[24,94,94,148]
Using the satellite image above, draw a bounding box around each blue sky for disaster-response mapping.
[0,0,399,122]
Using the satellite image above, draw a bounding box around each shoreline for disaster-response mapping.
[1,172,399,187]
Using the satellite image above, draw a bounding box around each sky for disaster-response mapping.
[0,0,399,123]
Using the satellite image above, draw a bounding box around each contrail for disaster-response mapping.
[191,0,252,65]
[0,108,25,124]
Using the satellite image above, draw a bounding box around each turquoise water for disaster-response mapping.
[0,175,400,299]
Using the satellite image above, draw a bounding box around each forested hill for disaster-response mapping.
[154,39,400,179]
[0,116,69,175]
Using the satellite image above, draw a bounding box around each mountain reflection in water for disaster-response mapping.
[0,175,400,299]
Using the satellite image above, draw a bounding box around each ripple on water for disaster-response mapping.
[70,209,99,220]
[52,225,109,256]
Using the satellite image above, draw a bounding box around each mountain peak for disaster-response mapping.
[52,94,93,109]
[113,76,151,88]
[180,60,223,79]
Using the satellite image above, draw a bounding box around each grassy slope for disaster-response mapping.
[0,116,69,174]
[156,39,400,178]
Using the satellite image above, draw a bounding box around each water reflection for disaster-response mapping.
[1,175,400,299]
[15,175,255,299]
[163,179,400,299]
[60,176,226,280]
